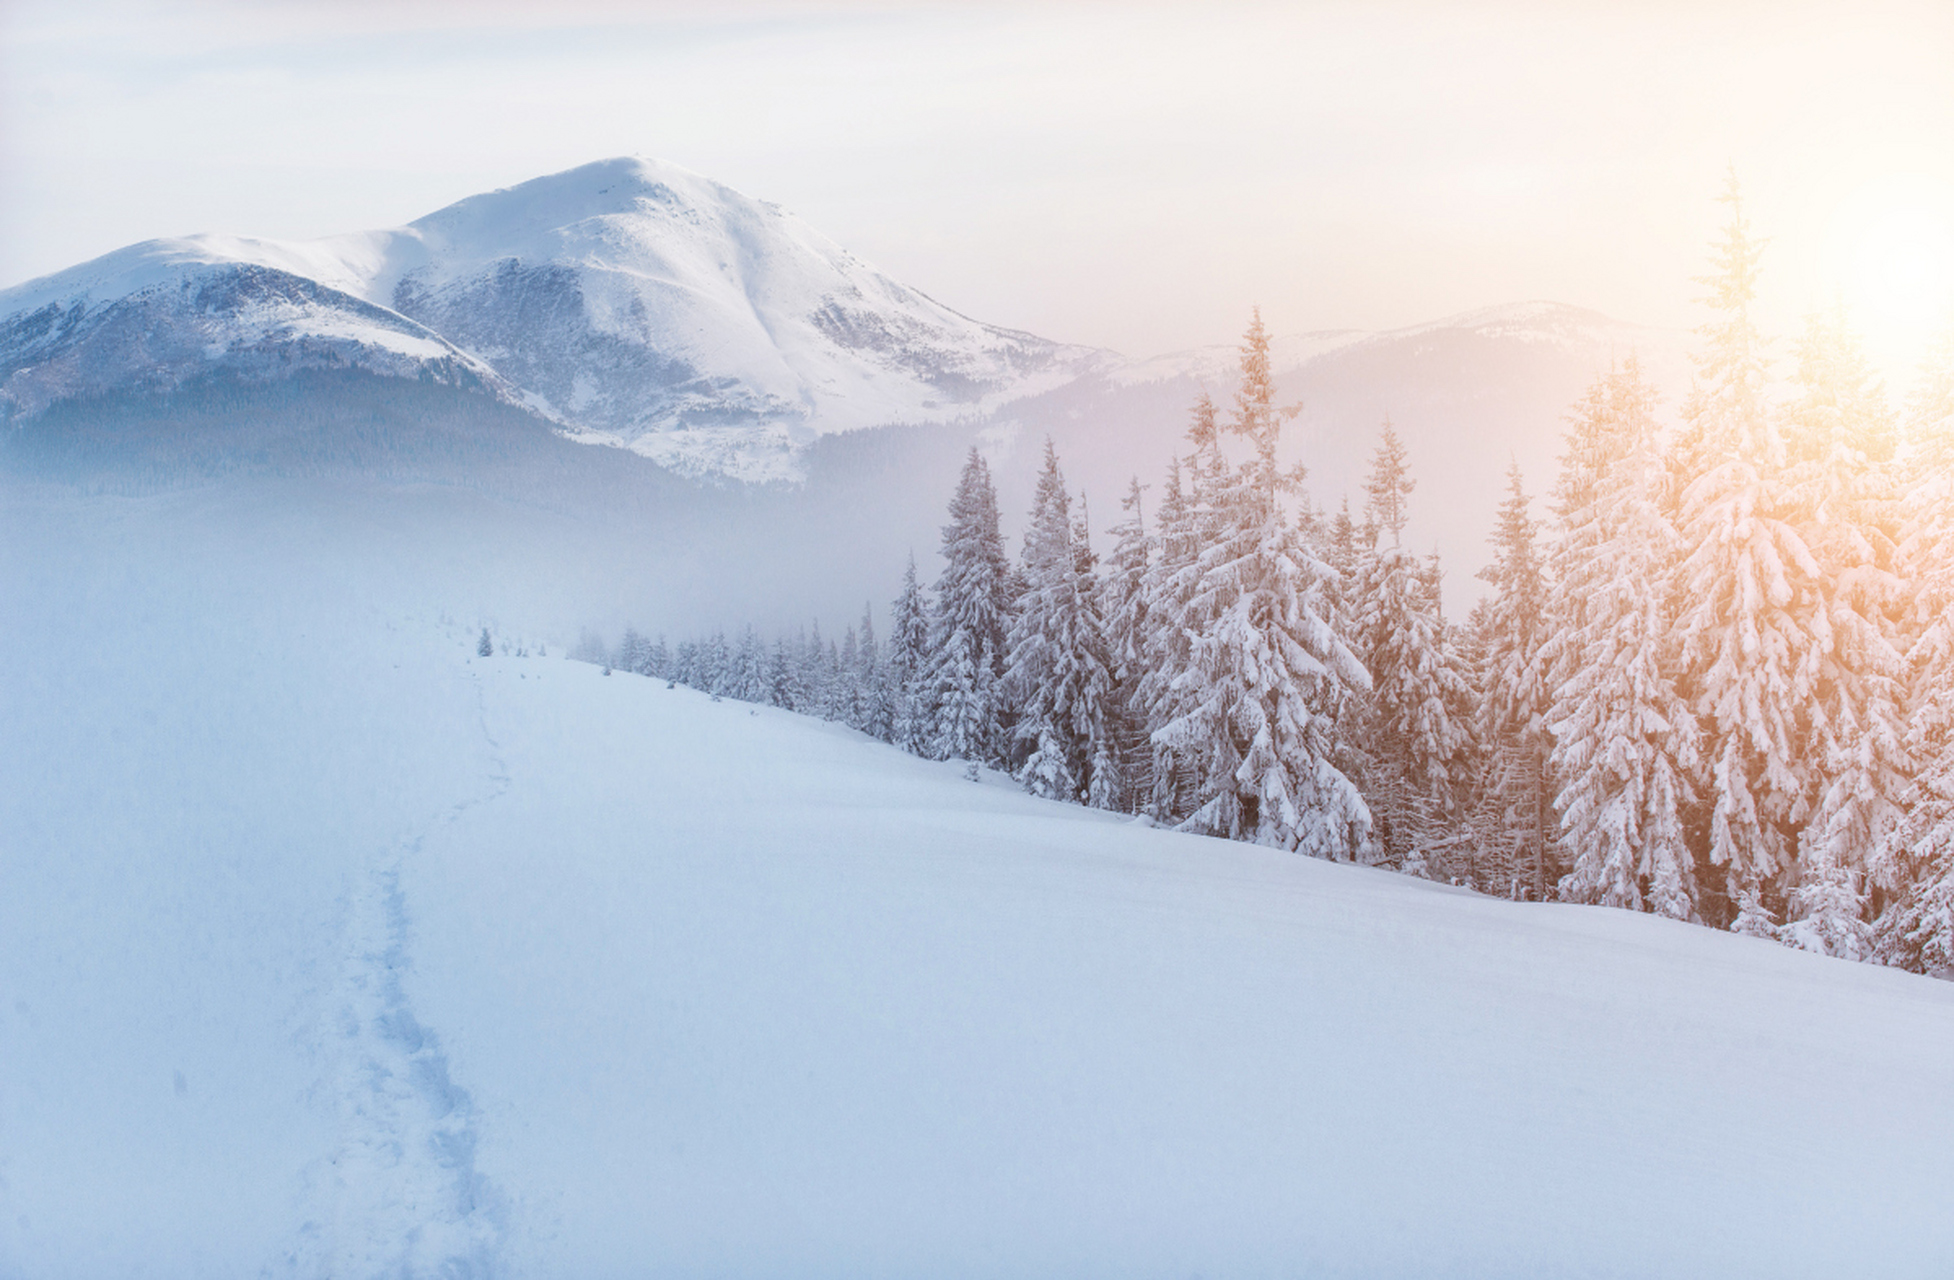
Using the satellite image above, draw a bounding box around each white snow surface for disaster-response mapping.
[0,158,1107,481]
[4,483,1953,1277]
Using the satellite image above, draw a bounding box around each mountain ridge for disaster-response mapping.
[1,159,1682,489]
[1,158,1693,605]
[0,156,1114,481]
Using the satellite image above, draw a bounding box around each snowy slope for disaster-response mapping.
[0,158,1108,482]
[0,241,508,421]
[4,483,1952,1278]
[378,158,1108,478]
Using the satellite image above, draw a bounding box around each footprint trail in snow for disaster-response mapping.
[297,667,512,1277]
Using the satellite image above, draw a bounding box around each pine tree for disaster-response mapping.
[1324,499,1360,634]
[672,639,700,688]
[1005,440,1117,804]
[790,622,822,715]
[1671,173,1817,935]
[1150,310,1372,857]
[888,556,933,755]
[812,627,841,720]
[731,627,770,704]
[838,625,865,730]
[1102,475,1155,810]
[1364,417,1413,538]
[702,630,733,698]
[614,627,648,676]
[477,627,493,658]
[1472,463,1554,898]
[856,603,892,742]
[1138,406,1219,823]
[929,628,994,764]
[1779,304,1909,959]
[927,448,1014,763]
[1545,361,1701,918]
[1075,496,1120,800]
[767,637,794,708]
[1873,328,1954,973]
[1349,421,1473,873]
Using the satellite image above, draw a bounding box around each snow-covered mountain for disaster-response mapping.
[0,157,1108,482]
[0,157,1695,613]
[0,244,509,417]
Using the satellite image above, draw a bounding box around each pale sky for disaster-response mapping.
[6,0,1953,380]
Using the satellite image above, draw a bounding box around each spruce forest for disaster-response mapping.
[592,180,1954,977]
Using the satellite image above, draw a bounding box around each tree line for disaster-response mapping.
[586,178,1954,977]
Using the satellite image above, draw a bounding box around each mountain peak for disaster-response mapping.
[0,155,1102,478]
[405,155,753,252]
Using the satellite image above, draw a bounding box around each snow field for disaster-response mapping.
[2,485,1952,1277]
[441,656,1954,1277]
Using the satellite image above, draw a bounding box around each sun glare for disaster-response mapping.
[1842,206,1954,381]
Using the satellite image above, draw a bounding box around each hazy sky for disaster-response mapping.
[6,0,1953,377]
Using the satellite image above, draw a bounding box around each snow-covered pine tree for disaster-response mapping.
[1004,439,1117,804]
[1324,498,1360,635]
[1545,360,1701,918]
[1348,421,1474,874]
[672,639,700,688]
[1102,475,1155,811]
[767,637,794,708]
[732,627,770,704]
[1778,303,1910,959]
[888,556,933,755]
[647,635,671,681]
[838,625,866,730]
[1872,328,1954,974]
[703,631,733,698]
[929,628,994,765]
[1671,173,1819,935]
[1137,405,1220,823]
[1074,498,1123,812]
[1006,441,1079,798]
[927,448,1014,764]
[1150,310,1372,857]
[1471,463,1554,899]
[789,622,822,715]
[821,635,844,721]
[1541,369,1621,767]
[477,627,493,658]
[1425,549,1482,880]
[856,603,892,742]
[616,627,647,675]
